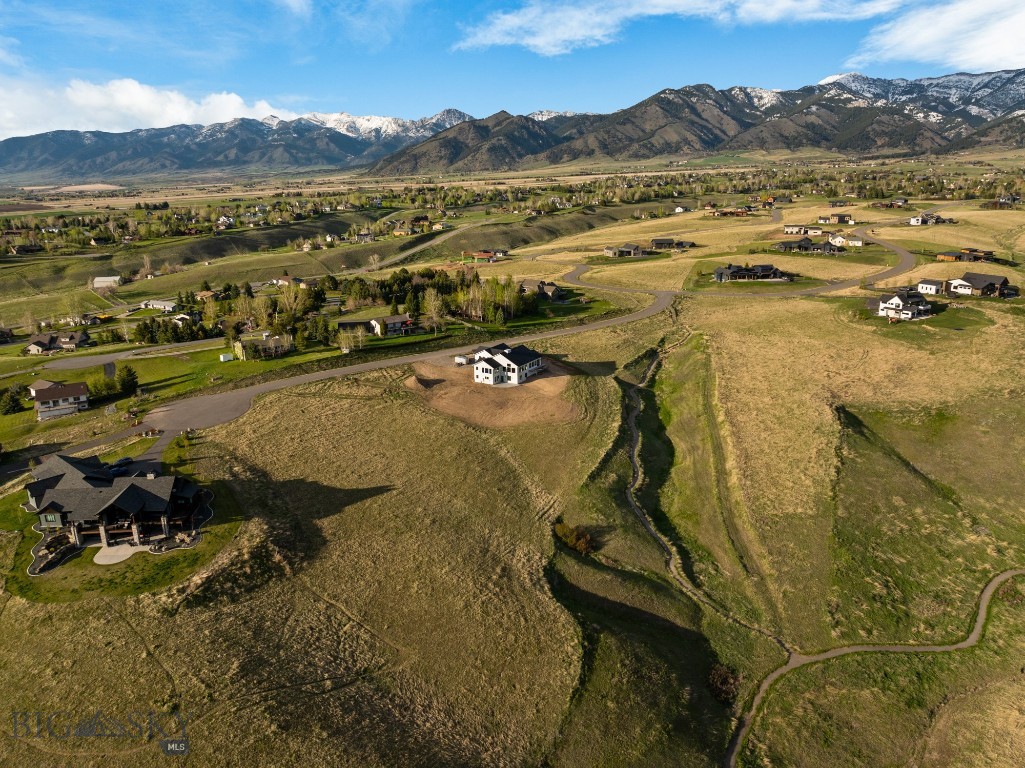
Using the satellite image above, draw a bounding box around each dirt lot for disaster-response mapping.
[406,359,580,428]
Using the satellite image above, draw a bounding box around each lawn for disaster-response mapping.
[867,302,995,346]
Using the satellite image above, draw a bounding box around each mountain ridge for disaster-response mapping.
[4,68,1025,180]
[374,67,1025,175]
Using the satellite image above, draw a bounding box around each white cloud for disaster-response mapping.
[0,34,25,68]
[273,0,313,17]
[456,0,903,56]
[851,0,1025,71]
[335,0,419,45]
[0,77,298,140]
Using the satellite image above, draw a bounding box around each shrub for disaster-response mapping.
[554,522,594,555]
[707,663,741,705]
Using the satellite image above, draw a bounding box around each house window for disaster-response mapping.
[43,514,58,523]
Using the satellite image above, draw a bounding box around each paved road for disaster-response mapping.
[723,568,1025,767]
[64,224,915,464]
[43,338,225,370]
[63,289,675,466]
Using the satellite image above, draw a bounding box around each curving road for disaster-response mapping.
[21,219,920,468]
[37,289,678,468]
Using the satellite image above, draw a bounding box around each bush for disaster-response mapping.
[87,375,120,399]
[707,663,741,705]
[554,522,594,555]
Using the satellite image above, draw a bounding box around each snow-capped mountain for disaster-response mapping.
[299,108,472,141]
[527,110,589,122]
[817,70,1025,121]
[725,86,791,113]
[0,109,474,179]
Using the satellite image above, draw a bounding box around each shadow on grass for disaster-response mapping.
[541,353,617,378]
[546,558,734,764]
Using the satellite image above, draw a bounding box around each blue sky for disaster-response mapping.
[0,0,1023,138]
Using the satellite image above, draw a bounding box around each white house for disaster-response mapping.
[92,276,122,289]
[917,279,946,295]
[472,344,544,386]
[828,233,847,246]
[877,289,932,320]
[140,299,178,312]
[909,216,925,226]
[846,235,864,247]
[947,279,974,295]
[369,313,418,337]
[35,382,89,421]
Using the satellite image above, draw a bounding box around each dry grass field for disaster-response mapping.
[513,213,775,258]
[674,295,1025,650]
[744,578,1025,767]
[873,205,1025,257]
[0,367,585,766]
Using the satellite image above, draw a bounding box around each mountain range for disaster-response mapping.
[4,69,1025,181]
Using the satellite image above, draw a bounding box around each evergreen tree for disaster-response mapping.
[0,388,23,415]
[115,364,139,396]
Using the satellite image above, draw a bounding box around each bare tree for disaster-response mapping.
[368,253,381,272]
[234,294,255,326]
[422,287,446,336]
[278,284,306,316]
[203,297,218,324]
[254,295,273,328]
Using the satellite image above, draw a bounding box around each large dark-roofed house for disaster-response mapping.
[947,272,1012,297]
[23,455,202,549]
[713,264,790,282]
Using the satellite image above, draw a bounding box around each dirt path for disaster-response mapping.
[722,568,1025,767]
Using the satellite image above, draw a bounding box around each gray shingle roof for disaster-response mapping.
[26,455,197,525]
